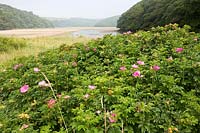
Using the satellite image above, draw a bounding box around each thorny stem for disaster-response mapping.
[41,72,68,133]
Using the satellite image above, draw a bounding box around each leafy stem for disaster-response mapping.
[41,72,68,133]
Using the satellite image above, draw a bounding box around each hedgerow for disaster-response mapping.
[0,24,200,132]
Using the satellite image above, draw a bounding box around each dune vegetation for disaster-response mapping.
[0,24,200,132]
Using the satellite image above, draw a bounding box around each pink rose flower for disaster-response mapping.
[127,31,132,34]
[96,110,101,114]
[109,112,117,123]
[20,124,29,130]
[38,80,50,88]
[167,56,173,62]
[20,85,29,93]
[111,113,117,117]
[123,31,132,35]
[84,94,90,99]
[13,64,23,70]
[57,94,62,98]
[120,66,126,71]
[88,85,96,90]
[48,99,56,108]
[34,68,40,72]
[137,61,145,65]
[132,64,139,69]
[93,48,97,52]
[132,71,141,77]
[152,65,160,71]
[176,48,184,53]
[109,117,116,123]
[64,95,71,99]
[72,62,77,67]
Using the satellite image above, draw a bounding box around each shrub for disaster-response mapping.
[0,37,27,52]
[0,24,200,132]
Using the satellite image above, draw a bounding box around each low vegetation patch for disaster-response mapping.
[0,37,27,52]
[0,35,89,64]
[0,24,200,132]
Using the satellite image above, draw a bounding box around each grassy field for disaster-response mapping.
[0,27,118,70]
[0,34,90,69]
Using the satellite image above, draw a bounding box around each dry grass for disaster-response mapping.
[0,27,118,70]
[0,33,90,66]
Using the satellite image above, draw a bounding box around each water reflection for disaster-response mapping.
[72,29,118,38]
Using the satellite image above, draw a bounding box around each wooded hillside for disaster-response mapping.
[0,4,53,30]
[117,0,200,32]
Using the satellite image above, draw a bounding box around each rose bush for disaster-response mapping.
[0,24,200,132]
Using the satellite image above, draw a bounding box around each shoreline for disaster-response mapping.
[0,27,119,38]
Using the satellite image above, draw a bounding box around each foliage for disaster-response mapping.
[48,16,120,27]
[49,18,99,27]
[0,4,53,30]
[117,0,200,32]
[0,24,200,132]
[0,36,27,52]
[94,16,120,27]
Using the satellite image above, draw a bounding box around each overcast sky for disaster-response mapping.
[0,0,141,19]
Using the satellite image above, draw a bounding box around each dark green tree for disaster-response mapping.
[0,4,53,30]
[117,0,200,32]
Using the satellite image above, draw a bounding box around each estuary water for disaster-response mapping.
[72,29,119,38]
[0,27,119,38]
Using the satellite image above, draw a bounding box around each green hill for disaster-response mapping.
[49,16,120,27]
[0,4,53,30]
[117,0,200,32]
[94,16,120,27]
[0,24,200,132]
[50,18,99,27]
